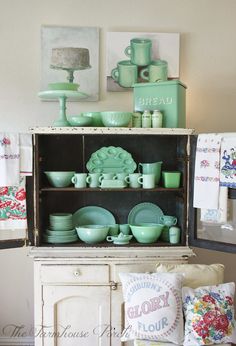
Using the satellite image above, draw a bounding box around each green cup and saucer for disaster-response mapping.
[106,233,133,245]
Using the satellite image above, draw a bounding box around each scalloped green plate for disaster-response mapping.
[128,202,164,225]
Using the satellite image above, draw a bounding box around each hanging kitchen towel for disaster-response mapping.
[0,133,20,187]
[0,176,27,230]
[20,133,33,176]
[220,136,236,188]
[193,133,222,209]
[200,186,228,223]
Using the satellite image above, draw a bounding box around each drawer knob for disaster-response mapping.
[73,270,80,277]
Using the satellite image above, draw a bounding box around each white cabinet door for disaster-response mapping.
[40,285,111,346]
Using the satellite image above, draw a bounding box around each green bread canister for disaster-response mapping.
[133,80,187,128]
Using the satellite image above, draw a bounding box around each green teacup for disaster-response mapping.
[107,224,119,236]
[119,224,130,235]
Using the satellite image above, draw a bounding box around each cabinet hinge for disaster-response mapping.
[34,228,39,245]
[24,238,30,247]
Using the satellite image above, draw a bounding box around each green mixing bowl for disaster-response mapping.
[67,115,92,127]
[44,171,75,187]
[129,223,164,243]
[76,225,109,244]
[82,112,103,127]
[100,111,132,127]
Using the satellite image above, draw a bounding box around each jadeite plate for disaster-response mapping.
[128,202,164,225]
[86,146,137,173]
[72,206,116,227]
[43,234,78,244]
[45,229,77,236]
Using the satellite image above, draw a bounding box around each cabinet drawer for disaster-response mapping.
[40,264,109,284]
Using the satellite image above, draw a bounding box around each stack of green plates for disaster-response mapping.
[43,213,78,244]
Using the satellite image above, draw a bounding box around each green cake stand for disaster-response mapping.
[38,90,88,127]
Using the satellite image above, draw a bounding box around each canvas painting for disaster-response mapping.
[107,32,180,91]
[41,26,99,101]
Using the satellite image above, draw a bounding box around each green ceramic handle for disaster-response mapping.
[140,67,149,81]
[111,68,119,81]
[124,45,131,57]
[138,163,143,172]
[106,236,113,242]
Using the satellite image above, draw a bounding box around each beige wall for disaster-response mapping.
[0,0,236,338]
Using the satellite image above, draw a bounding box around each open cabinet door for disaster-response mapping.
[0,176,34,249]
[189,135,236,253]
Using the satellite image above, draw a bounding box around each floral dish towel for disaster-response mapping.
[0,176,27,230]
[182,282,236,346]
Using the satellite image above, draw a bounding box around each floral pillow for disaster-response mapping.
[119,272,184,344]
[182,282,236,345]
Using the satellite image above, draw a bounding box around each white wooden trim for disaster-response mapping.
[0,337,34,345]
[29,245,195,259]
[29,126,194,136]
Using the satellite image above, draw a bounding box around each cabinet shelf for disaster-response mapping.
[40,187,184,193]
[40,240,177,247]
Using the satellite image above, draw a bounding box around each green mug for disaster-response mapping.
[111,60,138,88]
[138,173,155,189]
[125,38,152,66]
[125,173,141,188]
[71,173,87,188]
[140,60,168,82]
[86,173,101,188]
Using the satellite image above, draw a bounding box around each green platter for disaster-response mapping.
[86,146,137,173]
[73,206,116,227]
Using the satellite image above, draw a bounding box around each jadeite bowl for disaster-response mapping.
[44,171,75,187]
[76,225,109,244]
[82,112,103,127]
[67,115,93,127]
[129,223,164,243]
[100,111,132,127]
